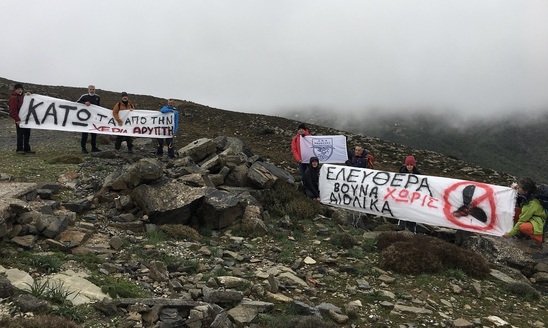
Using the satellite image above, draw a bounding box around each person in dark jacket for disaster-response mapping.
[303,157,321,202]
[9,83,34,155]
[398,156,422,232]
[345,146,368,168]
[76,85,101,153]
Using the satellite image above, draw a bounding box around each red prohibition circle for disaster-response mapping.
[443,181,497,231]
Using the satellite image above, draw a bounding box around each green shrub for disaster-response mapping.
[377,233,490,278]
[0,315,80,328]
[255,314,338,328]
[331,232,358,249]
[50,305,86,324]
[87,274,151,298]
[505,282,541,300]
[145,228,168,244]
[48,155,83,164]
[159,224,202,241]
[27,279,78,306]
[258,180,322,220]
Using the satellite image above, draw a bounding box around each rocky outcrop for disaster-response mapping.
[0,135,546,327]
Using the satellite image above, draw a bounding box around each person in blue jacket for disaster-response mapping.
[156,99,179,158]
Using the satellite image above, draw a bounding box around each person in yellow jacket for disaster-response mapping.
[503,177,547,245]
[112,92,135,152]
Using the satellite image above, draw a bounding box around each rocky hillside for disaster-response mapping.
[0,77,547,328]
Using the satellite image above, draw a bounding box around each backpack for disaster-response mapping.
[366,153,374,169]
[533,184,548,238]
[534,185,548,210]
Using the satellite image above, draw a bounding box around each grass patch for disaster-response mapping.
[87,274,151,299]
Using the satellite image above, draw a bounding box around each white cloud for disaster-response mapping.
[2,0,547,117]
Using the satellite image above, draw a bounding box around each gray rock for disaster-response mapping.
[178,138,217,163]
[61,198,91,213]
[202,286,244,304]
[247,161,278,189]
[131,181,207,225]
[13,294,50,313]
[0,275,15,298]
[290,300,321,316]
[148,261,169,282]
[200,189,244,229]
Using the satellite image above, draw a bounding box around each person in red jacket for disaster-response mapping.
[9,83,35,155]
[291,123,310,182]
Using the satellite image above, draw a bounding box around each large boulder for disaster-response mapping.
[247,162,278,189]
[131,181,208,225]
[177,138,217,163]
[200,189,244,229]
[213,136,253,157]
[104,158,164,191]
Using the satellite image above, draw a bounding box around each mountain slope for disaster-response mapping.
[0,77,516,187]
[281,108,548,184]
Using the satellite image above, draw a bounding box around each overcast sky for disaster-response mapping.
[2,0,547,117]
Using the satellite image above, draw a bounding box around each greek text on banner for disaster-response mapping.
[19,94,175,138]
[319,164,516,236]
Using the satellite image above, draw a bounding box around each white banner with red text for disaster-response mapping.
[319,164,516,236]
[19,94,175,138]
[299,135,348,164]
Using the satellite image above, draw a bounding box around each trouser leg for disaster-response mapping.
[156,138,164,155]
[81,133,88,150]
[519,222,543,244]
[126,137,134,151]
[115,136,122,150]
[22,128,31,152]
[16,124,24,151]
[90,133,98,149]
[298,163,309,182]
[166,138,174,157]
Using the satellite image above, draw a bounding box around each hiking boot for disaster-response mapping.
[82,149,89,154]
[91,147,101,152]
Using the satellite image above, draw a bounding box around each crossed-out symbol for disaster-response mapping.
[442,181,497,231]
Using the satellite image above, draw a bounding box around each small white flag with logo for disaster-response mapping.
[300,135,348,164]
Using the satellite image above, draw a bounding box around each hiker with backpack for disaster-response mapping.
[345,146,371,169]
[397,155,422,232]
[112,92,135,153]
[503,177,547,247]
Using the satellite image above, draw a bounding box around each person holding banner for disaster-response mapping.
[113,92,135,153]
[503,177,547,246]
[345,146,368,168]
[9,83,34,155]
[155,99,179,159]
[291,123,310,182]
[76,85,102,153]
[397,155,422,232]
[303,157,321,202]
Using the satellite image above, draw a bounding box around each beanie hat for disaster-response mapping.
[121,92,128,97]
[405,156,416,166]
[14,83,23,90]
[298,123,307,130]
